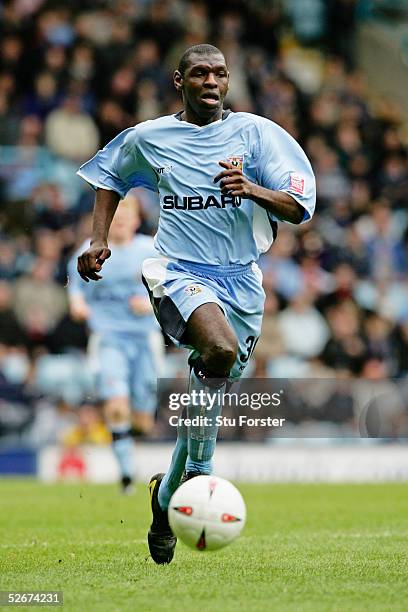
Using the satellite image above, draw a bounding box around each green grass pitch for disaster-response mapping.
[1,480,408,611]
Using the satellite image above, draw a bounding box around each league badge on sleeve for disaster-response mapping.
[289,172,305,196]
[227,155,244,171]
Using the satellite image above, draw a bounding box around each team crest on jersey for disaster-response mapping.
[227,154,244,170]
[184,284,203,297]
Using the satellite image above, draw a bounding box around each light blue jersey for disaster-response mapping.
[68,234,158,335]
[77,111,316,266]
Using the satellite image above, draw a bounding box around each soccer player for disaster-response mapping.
[68,194,163,493]
[76,44,316,562]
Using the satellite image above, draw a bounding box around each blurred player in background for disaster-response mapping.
[68,194,163,494]
[76,44,316,562]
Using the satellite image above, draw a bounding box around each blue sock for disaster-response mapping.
[185,370,224,475]
[110,424,134,480]
[158,436,188,511]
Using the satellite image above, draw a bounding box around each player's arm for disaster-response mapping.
[76,128,143,282]
[77,188,120,282]
[214,163,304,223]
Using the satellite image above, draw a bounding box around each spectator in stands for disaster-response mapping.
[278,292,330,359]
[0,281,26,347]
[45,94,99,162]
[13,258,67,345]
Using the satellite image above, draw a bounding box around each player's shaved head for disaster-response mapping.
[178,44,226,76]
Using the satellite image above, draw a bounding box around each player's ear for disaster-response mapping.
[173,70,183,92]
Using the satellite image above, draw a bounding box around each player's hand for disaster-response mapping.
[213,161,255,198]
[77,244,111,282]
[129,295,152,315]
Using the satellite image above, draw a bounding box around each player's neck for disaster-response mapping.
[181,106,224,126]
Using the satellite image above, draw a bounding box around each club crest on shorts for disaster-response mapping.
[227,154,244,170]
[184,284,202,297]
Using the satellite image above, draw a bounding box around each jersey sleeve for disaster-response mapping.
[77,127,158,199]
[257,120,316,223]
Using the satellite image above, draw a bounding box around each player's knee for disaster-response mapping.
[104,397,130,424]
[204,339,238,373]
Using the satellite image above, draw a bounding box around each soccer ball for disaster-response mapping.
[168,475,246,551]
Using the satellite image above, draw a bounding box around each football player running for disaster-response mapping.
[76,44,316,563]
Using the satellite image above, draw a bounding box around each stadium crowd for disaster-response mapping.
[0,0,408,446]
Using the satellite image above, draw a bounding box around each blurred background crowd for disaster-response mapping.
[0,0,408,448]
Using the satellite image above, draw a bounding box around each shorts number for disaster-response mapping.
[240,335,258,363]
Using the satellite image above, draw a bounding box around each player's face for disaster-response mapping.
[174,53,229,120]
